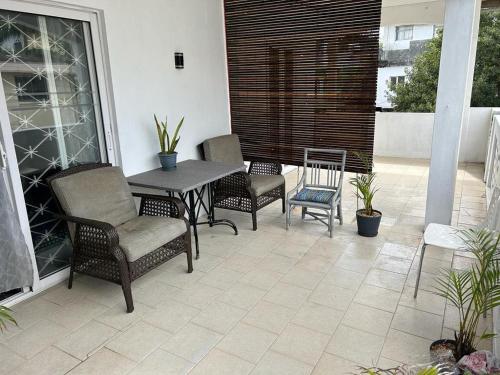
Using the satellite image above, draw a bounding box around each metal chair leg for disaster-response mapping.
[329,208,333,238]
[338,202,343,225]
[414,243,427,298]
[285,202,289,230]
[68,265,74,289]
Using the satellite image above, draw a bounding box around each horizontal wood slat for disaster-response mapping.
[224,0,381,173]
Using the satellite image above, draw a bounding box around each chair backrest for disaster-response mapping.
[203,134,245,165]
[48,163,137,226]
[302,148,346,191]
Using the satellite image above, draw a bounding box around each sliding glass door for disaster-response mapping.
[0,7,113,283]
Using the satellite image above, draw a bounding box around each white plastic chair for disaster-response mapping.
[414,190,500,298]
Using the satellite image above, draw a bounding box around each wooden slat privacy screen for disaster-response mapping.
[224,0,382,173]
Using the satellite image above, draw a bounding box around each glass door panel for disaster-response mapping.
[0,10,106,278]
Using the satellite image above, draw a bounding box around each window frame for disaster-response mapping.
[395,25,413,41]
[390,75,406,86]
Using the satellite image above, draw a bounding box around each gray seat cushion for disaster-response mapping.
[51,166,137,226]
[116,216,187,262]
[250,174,284,196]
[203,134,245,165]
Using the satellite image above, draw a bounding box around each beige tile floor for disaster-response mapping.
[1,157,490,375]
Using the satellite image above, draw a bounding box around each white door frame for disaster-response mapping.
[0,0,120,303]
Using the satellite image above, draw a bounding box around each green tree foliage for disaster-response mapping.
[472,10,500,107]
[388,10,500,112]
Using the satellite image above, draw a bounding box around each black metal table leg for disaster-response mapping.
[176,184,238,259]
[188,190,200,259]
[196,182,238,235]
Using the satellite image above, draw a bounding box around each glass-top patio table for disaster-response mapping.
[127,159,246,259]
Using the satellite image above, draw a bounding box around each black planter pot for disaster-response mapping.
[430,339,457,367]
[356,209,382,237]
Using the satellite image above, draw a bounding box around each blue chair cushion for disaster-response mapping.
[293,188,335,204]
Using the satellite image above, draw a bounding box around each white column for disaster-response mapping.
[425,0,482,226]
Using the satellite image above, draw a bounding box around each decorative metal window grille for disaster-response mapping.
[0,10,105,278]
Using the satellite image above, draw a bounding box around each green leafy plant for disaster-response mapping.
[154,115,184,154]
[434,228,500,361]
[0,305,16,333]
[349,151,379,216]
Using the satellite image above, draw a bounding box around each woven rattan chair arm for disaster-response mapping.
[235,171,252,187]
[226,171,252,189]
[57,214,120,250]
[214,171,252,198]
[248,161,282,175]
[133,193,186,218]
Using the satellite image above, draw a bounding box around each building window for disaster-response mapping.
[395,25,413,41]
[390,75,405,86]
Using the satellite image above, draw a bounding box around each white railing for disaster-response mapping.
[485,110,500,359]
[484,110,500,204]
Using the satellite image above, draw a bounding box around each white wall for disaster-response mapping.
[461,108,495,162]
[380,24,436,50]
[57,0,230,176]
[376,66,410,108]
[374,108,497,162]
[381,1,444,26]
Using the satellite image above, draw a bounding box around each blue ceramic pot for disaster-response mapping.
[158,152,177,170]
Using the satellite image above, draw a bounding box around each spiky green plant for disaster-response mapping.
[349,151,379,216]
[0,305,16,333]
[434,228,500,361]
[153,115,184,154]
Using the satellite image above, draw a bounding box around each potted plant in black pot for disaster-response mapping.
[432,228,500,363]
[359,364,450,374]
[349,152,381,237]
[154,114,184,170]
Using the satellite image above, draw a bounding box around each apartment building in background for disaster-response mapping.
[377,23,441,109]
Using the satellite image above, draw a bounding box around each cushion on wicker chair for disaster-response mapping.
[51,166,137,226]
[250,174,285,196]
[293,188,335,204]
[116,216,187,262]
[203,134,245,165]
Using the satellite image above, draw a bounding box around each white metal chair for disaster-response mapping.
[414,189,500,298]
[286,148,346,237]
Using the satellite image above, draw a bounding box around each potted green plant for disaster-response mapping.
[0,305,16,333]
[154,115,184,170]
[349,152,381,237]
[358,364,451,374]
[433,228,500,362]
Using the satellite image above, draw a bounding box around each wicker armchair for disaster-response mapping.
[47,163,192,313]
[203,134,285,230]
